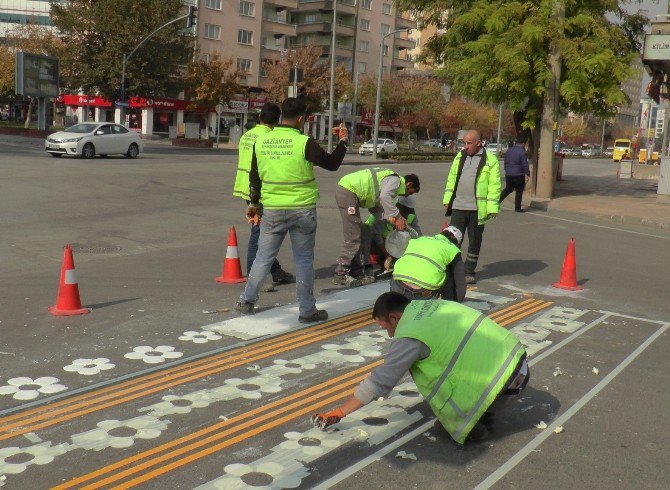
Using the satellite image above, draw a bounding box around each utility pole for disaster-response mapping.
[535,1,564,199]
[496,104,503,154]
[327,0,338,152]
[600,118,606,153]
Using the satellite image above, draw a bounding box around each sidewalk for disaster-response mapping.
[528,167,670,230]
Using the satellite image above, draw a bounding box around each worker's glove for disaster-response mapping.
[311,408,345,431]
[383,255,394,271]
[332,122,348,142]
[391,216,407,231]
[246,204,261,225]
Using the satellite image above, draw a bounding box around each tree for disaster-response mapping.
[262,45,353,113]
[356,74,404,119]
[396,0,646,196]
[50,0,192,100]
[184,54,244,138]
[395,76,449,139]
[0,46,13,101]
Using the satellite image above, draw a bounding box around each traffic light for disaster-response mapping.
[186,5,197,28]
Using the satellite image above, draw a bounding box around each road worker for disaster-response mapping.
[390,225,466,302]
[235,98,348,323]
[334,168,420,286]
[311,292,529,444]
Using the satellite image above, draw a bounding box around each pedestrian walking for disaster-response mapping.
[390,225,466,302]
[443,129,501,284]
[235,97,348,323]
[232,102,294,289]
[334,168,420,286]
[499,136,530,212]
[311,292,529,444]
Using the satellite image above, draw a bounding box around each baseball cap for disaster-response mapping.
[442,225,463,245]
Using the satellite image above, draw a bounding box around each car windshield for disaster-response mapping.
[364,139,383,145]
[64,123,98,134]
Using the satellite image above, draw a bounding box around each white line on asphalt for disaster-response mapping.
[596,310,668,325]
[474,321,670,489]
[527,212,670,240]
[312,419,436,490]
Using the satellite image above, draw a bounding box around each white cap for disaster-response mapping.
[442,225,463,245]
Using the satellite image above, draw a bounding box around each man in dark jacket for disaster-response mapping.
[499,137,531,212]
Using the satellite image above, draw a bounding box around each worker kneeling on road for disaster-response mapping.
[334,168,420,286]
[391,225,467,302]
[311,292,529,444]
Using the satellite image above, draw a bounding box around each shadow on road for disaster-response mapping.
[86,297,141,310]
[479,259,547,280]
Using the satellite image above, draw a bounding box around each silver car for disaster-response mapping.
[358,138,398,155]
[45,122,143,158]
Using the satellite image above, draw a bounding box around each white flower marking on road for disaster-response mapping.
[123,346,183,364]
[0,443,68,475]
[213,461,303,489]
[221,375,282,400]
[70,416,168,451]
[140,393,213,418]
[271,358,317,375]
[0,377,67,401]
[276,430,341,458]
[63,358,115,376]
[178,331,222,344]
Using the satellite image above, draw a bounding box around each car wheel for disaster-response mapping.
[82,143,95,159]
[49,153,62,158]
[126,143,139,159]
[393,148,398,153]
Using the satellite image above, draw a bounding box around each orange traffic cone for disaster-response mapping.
[48,245,90,316]
[552,237,583,291]
[215,226,247,284]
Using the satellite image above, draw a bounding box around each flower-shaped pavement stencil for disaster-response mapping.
[0,442,68,475]
[140,393,213,418]
[0,377,67,401]
[269,358,317,375]
[124,346,183,364]
[210,461,305,489]
[275,430,342,461]
[63,358,115,376]
[178,330,222,344]
[70,415,168,451]
[316,343,382,364]
[221,375,283,400]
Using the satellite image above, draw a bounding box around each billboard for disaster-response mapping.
[15,51,60,97]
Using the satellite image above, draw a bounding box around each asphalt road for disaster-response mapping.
[1,135,668,489]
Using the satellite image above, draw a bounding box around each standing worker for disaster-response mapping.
[499,136,530,213]
[390,225,466,302]
[311,292,529,444]
[232,102,294,288]
[334,168,420,286]
[443,129,501,284]
[235,98,348,323]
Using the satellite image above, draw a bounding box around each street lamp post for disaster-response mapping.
[327,0,338,152]
[373,27,408,159]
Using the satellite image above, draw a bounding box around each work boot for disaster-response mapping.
[234,300,255,315]
[465,274,477,285]
[272,269,295,286]
[333,274,376,287]
[298,309,328,324]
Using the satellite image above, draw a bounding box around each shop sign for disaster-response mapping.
[249,98,269,110]
[129,97,190,111]
[223,98,249,113]
[57,95,113,107]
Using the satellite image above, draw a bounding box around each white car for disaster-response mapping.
[358,138,398,155]
[486,143,507,155]
[45,122,143,159]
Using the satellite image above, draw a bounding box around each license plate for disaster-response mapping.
[47,145,59,150]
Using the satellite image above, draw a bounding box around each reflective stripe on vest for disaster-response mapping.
[394,300,525,444]
[256,127,318,209]
[232,124,271,201]
[392,235,459,290]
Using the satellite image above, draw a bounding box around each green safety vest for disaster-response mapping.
[395,300,526,444]
[232,124,272,201]
[365,213,415,240]
[256,127,319,209]
[443,150,501,224]
[392,234,460,290]
[339,168,407,209]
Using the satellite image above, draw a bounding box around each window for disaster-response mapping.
[237,58,252,73]
[382,3,392,14]
[112,125,129,134]
[381,24,390,35]
[360,19,370,31]
[98,125,112,135]
[239,1,255,16]
[383,44,389,56]
[206,0,222,9]
[358,62,367,74]
[204,24,221,40]
[304,14,317,24]
[238,29,253,45]
[202,53,211,62]
[359,40,368,52]
[361,0,372,9]
[260,60,270,77]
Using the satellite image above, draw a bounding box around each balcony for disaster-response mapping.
[392,56,414,70]
[393,36,415,50]
[296,21,354,37]
[265,0,299,8]
[299,0,357,16]
[261,47,283,61]
[395,14,416,30]
[262,16,298,37]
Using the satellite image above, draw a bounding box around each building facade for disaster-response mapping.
[0,0,59,38]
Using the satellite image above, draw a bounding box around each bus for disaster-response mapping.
[612,139,632,162]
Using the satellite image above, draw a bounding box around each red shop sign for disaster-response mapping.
[57,95,113,108]
[129,97,190,111]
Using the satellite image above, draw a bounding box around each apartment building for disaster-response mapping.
[617,57,644,132]
[196,0,417,89]
[0,0,59,38]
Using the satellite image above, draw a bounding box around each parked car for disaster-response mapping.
[564,147,581,157]
[603,147,614,157]
[45,122,143,158]
[422,139,442,148]
[486,142,508,155]
[358,138,398,155]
